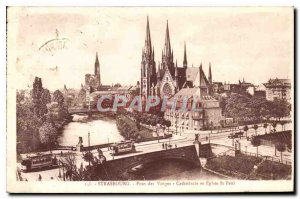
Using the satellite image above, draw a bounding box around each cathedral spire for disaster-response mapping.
[95,52,99,65]
[183,42,187,68]
[164,20,171,58]
[95,52,99,75]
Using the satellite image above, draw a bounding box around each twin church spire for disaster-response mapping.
[141,16,212,98]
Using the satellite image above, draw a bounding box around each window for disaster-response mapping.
[162,83,172,97]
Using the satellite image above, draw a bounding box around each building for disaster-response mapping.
[263,78,291,102]
[139,17,223,130]
[164,87,224,131]
[140,18,214,99]
[223,79,254,95]
[85,52,101,92]
[212,81,224,94]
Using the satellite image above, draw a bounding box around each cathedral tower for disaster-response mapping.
[94,52,101,87]
[141,17,156,98]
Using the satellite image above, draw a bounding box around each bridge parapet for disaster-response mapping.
[97,145,201,180]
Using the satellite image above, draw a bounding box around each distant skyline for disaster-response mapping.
[8,7,293,91]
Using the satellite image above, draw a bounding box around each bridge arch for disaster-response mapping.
[104,145,201,180]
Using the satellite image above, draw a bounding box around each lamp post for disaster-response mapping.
[175,112,178,135]
[108,138,110,151]
[209,121,213,143]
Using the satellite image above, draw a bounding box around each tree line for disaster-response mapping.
[17,77,70,154]
[224,93,291,124]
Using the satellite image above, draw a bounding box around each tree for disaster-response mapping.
[253,124,259,136]
[251,137,261,157]
[39,119,58,150]
[272,122,277,133]
[82,151,94,165]
[53,90,65,105]
[17,100,42,153]
[276,143,286,163]
[52,89,69,121]
[263,123,268,134]
[280,121,287,131]
[225,93,251,123]
[32,77,45,118]
[269,99,291,121]
[165,120,171,133]
[40,88,51,118]
[243,125,249,139]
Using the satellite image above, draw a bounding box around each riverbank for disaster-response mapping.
[205,153,292,180]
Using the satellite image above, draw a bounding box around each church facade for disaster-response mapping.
[140,17,213,99]
[140,17,224,130]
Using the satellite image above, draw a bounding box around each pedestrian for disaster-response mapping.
[61,151,63,156]
[206,136,208,141]
[175,144,177,148]
[38,174,42,181]
[162,143,164,149]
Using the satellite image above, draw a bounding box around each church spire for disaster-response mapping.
[175,60,178,77]
[144,16,152,56]
[164,20,171,58]
[183,42,187,68]
[152,47,155,60]
[208,62,212,84]
[199,63,203,87]
[157,62,161,80]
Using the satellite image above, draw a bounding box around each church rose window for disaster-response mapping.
[162,83,172,97]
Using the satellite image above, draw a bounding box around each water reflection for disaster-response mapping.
[57,114,124,146]
[126,159,222,180]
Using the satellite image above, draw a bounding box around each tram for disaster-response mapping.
[110,141,136,156]
[20,153,58,172]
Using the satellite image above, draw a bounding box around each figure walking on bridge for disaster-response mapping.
[162,143,164,149]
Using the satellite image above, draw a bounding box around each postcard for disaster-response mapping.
[7,7,294,193]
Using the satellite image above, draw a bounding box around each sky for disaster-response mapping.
[8,7,293,91]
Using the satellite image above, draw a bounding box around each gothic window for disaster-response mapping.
[162,83,172,97]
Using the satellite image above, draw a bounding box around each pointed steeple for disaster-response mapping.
[199,63,203,87]
[175,60,178,77]
[144,16,152,56]
[95,52,99,65]
[157,62,161,80]
[208,62,212,84]
[94,52,101,87]
[152,47,155,60]
[164,20,172,58]
[183,42,187,68]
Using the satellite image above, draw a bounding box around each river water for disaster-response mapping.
[58,114,222,180]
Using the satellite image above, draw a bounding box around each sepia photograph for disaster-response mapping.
[6,6,294,193]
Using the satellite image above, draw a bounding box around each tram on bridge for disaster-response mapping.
[110,141,136,156]
[20,153,58,172]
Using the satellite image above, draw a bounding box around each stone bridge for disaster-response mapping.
[68,108,116,117]
[97,145,202,180]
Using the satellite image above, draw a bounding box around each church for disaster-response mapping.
[140,17,224,130]
[140,17,213,99]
